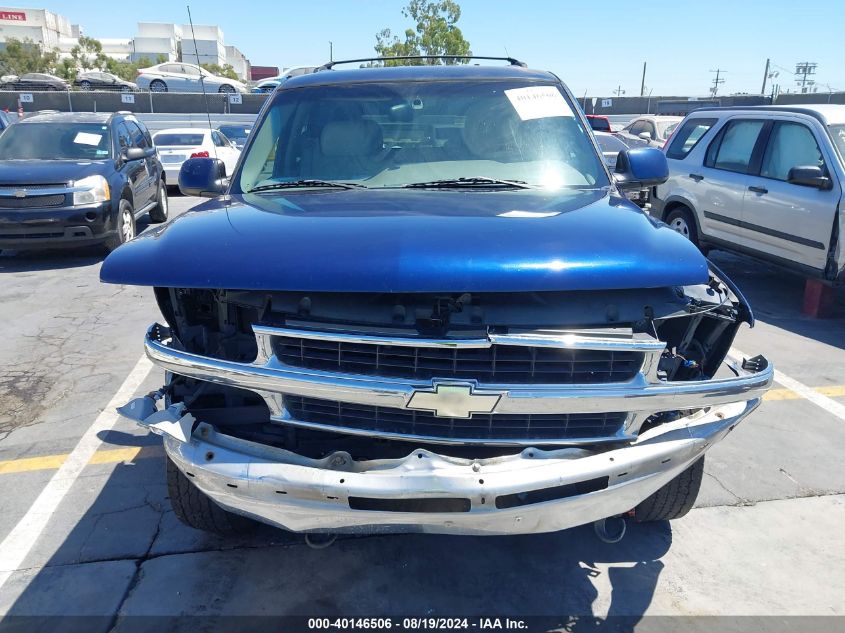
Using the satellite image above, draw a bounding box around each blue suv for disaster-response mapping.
[103,59,771,537]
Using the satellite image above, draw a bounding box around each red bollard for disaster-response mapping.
[802,278,835,318]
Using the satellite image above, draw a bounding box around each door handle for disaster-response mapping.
[689,173,704,182]
[748,186,768,194]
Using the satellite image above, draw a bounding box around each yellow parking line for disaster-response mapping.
[817,385,845,398]
[0,445,163,476]
[764,385,845,401]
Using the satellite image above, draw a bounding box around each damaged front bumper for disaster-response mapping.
[133,398,760,535]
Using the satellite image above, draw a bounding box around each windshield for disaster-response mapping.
[829,125,845,163]
[0,123,111,160]
[154,132,205,146]
[218,125,250,138]
[236,80,608,192]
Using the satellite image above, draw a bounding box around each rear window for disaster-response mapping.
[154,133,204,146]
[587,117,611,132]
[666,118,717,159]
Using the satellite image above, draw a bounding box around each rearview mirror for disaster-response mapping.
[123,147,146,161]
[614,148,669,190]
[179,157,228,197]
[788,165,831,190]
[638,131,652,141]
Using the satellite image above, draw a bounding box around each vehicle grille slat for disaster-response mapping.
[284,395,626,442]
[271,335,643,385]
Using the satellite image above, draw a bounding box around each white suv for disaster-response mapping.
[653,105,845,283]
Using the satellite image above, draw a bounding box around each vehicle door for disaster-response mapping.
[115,121,149,210]
[641,120,658,147]
[741,117,841,272]
[694,117,768,244]
[180,65,202,93]
[160,64,186,91]
[126,120,157,206]
[620,119,645,146]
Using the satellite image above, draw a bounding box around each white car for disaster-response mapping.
[153,128,241,184]
[618,115,682,148]
[137,62,247,94]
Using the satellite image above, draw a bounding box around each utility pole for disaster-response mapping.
[329,41,333,62]
[709,68,726,97]
[640,61,647,96]
[761,58,770,95]
[795,62,817,93]
[613,85,625,97]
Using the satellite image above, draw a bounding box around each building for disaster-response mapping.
[225,45,249,81]
[250,65,279,81]
[180,23,225,67]
[0,6,74,51]
[131,22,180,64]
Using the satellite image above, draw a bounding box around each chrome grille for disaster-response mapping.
[271,336,643,384]
[284,395,627,442]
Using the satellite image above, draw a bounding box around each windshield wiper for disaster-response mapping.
[401,177,532,190]
[248,180,366,193]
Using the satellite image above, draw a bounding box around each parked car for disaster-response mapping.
[586,114,613,133]
[216,124,251,150]
[102,60,771,538]
[251,66,317,93]
[653,105,845,283]
[618,115,682,148]
[153,128,241,184]
[0,73,69,91]
[0,112,167,253]
[74,71,137,92]
[136,62,247,94]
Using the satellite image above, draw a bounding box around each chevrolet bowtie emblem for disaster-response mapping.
[406,383,502,418]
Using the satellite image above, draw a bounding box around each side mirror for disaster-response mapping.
[614,148,669,190]
[123,147,146,161]
[179,157,228,197]
[638,131,653,141]
[787,165,831,190]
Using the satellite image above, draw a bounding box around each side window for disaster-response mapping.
[666,118,718,160]
[643,121,656,139]
[115,122,132,151]
[211,131,225,147]
[218,132,231,147]
[705,120,765,174]
[629,121,646,136]
[126,121,148,148]
[760,122,825,181]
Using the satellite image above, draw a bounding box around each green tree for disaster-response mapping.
[201,63,238,80]
[0,38,59,75]
[373,0,471,65]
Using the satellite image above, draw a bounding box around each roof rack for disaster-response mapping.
[316,55,527,72]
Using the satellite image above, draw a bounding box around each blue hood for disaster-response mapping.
[100,189,708,292]
[0,160,109,185]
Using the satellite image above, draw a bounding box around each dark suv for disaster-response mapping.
[0,111,167,253]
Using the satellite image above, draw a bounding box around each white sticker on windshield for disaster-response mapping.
[74,132,102,146]
[505,86,573,121]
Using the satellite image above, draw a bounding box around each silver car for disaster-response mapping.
[653,105,845,283]
[136,62,247,94]
[618,115,682,148]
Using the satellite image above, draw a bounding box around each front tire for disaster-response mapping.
[79,80,92,90]
[149,79,167,93]
[148,179,169,223]
[166,456,256,535]
[665,206,700,248]
[104,198,135,252]
[634,457,704,522]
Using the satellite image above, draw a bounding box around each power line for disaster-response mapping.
[709,68,726,97]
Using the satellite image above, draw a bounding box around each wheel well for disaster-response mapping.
[662,200,689,222]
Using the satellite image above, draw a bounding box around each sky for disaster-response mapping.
[12,0,845,96]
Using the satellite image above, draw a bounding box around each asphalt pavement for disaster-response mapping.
[0,194,844,630]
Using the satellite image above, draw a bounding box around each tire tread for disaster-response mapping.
[635,457,704,522]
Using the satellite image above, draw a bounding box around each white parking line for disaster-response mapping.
[0,355,152,593]
[732,347,845,422]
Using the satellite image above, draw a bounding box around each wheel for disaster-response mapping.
[104,198,136,252]
[148,179,169,223]
[634,457,704,522]
[149,79,167,93]
[166,456,256,535]
[218,84,236,94]
[665,206,700,247]
[79,80,92,90]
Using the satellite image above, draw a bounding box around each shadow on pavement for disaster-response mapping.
[3,431,672,632]
[709,250,845,348]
